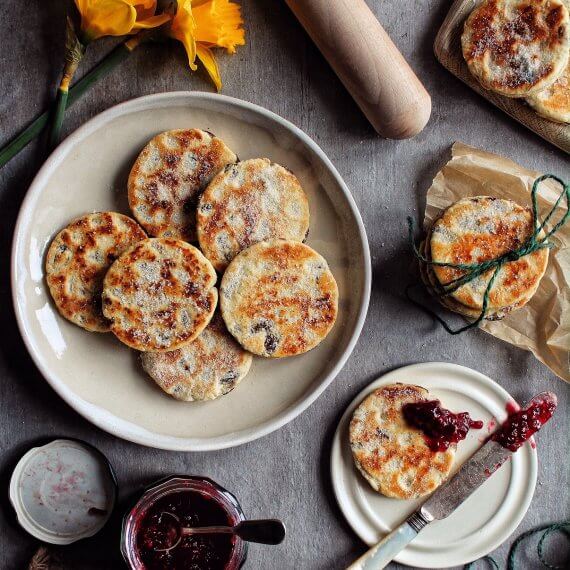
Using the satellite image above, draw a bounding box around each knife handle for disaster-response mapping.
[284,0,431,139]
[345,511,431,570]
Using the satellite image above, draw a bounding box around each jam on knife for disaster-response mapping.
[492,392,557,452]
[403,400,484,451]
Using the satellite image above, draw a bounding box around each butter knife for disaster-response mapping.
[346,392,557,570]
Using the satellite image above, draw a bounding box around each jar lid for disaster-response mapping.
[9,439,117,545]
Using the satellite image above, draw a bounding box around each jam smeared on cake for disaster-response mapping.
[136,490,235,570]
[492,393,557,452]
[403,400,484,452]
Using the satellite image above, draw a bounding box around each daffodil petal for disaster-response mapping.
[74,0,90,15]
[74,0,168,40]
[178,30,198,71]
[196,44,222,91]
[132,0,155,10]
[169,0,198,70]
[128,0,157,21]
[192,0,245,53]
[128,0,170,31]
[132,13,171,30]
[74,0,136,39]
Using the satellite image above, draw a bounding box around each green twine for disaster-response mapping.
[463,520,570,569]
[507,520,570,570]
[407,174,570,334]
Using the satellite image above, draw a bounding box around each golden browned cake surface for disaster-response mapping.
[420,238,526,322]
[220,240,338,358]
[197,158,310,272]
[141,313,252,401]
[526,59,570,122]
[462,0,570,97]
[128,129,237,242]
[45,212,146,332]
[349,384,455,500]
[429,197,549,312]
[102,238,217,351]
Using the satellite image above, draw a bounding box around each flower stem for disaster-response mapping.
[47,16,85,152]
[0,41,137,169]
[48,87,71,152]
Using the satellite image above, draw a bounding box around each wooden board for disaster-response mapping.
[434,0,570,155]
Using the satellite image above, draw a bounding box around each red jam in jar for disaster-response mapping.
[122,476,247,570]
[492,393,557,452]
[403,400,484,451]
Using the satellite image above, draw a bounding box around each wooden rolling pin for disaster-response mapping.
[285,0,431,139]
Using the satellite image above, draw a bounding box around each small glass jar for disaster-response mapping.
[121,475,247,569]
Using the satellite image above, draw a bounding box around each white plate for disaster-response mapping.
[12,92,371,451]
[331,362,537,568]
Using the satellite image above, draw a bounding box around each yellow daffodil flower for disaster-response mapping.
[48,0,170,150]
[4,0,247,165]
[48,0,244,151]
[74,0,170,42]
[169,0,245,91]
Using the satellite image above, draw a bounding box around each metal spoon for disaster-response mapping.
[154,512,286,552]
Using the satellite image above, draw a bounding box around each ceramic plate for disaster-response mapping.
[331,362,537,568]
[12,92,371,451]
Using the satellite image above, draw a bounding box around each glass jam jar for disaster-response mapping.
[121,476,247,569]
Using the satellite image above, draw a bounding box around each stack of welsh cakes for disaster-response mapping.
[46,129,338,403]
[420,196,549,321]
[462,0,570,124]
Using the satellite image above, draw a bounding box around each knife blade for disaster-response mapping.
[419,439,511,521]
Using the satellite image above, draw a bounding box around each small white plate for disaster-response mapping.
[331,362,537,568]
[12,92,371,451]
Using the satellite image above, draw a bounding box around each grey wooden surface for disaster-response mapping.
[1,1,568,568]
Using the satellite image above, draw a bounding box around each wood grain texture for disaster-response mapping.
[285,0,431,139]
[0,1,568,568]
[434,0,570,155]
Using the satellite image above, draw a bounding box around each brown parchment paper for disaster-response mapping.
[424,142,569,382]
